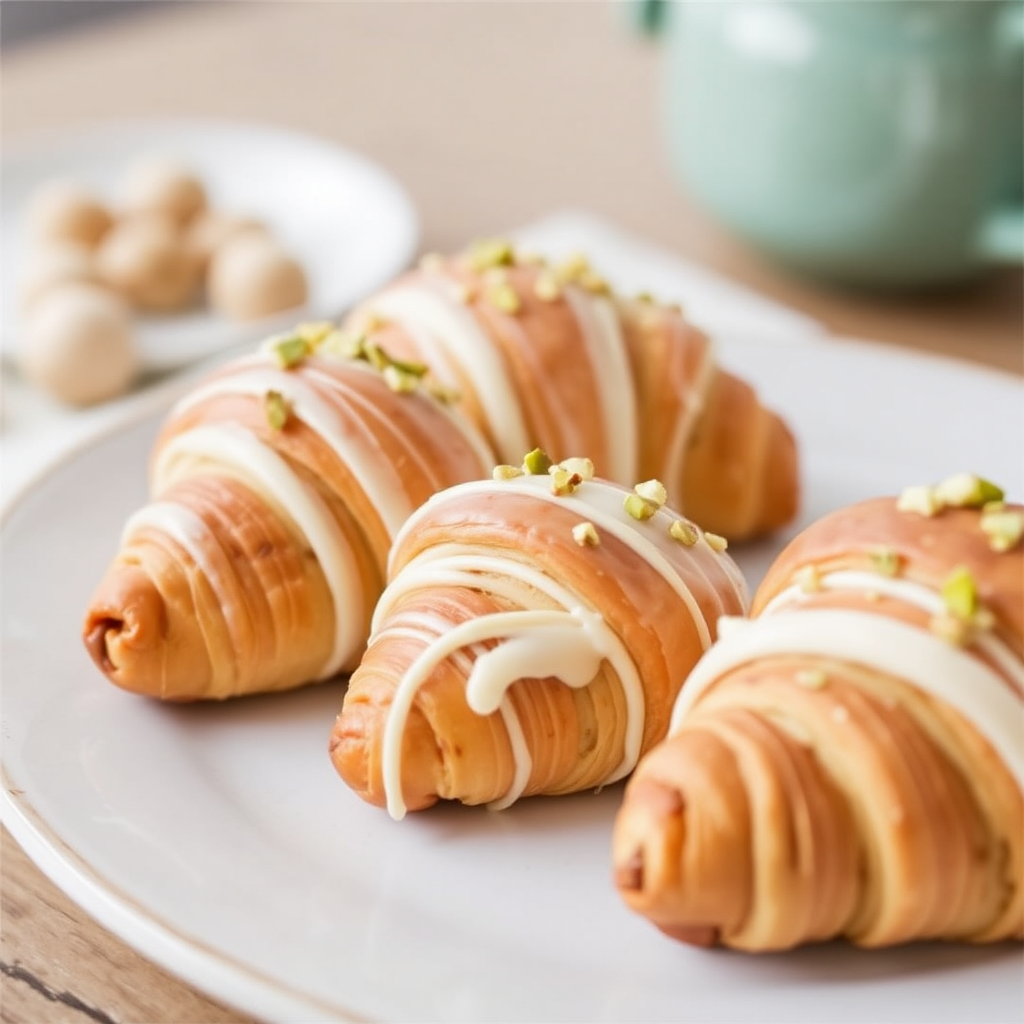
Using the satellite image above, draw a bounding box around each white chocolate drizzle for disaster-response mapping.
[761,569,1024,693]
[563,288,638,484]
[381,606,635,819]
[152,423,361,677]
[173,359,413,536]
[367,280,531,461]
[668,610,1024,791]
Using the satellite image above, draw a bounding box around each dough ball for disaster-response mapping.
[208,235,308,321]
[121,159,208,225]
[18,242,100,310]
[184,211,267,274]
[27,181,112,248]
[19,283,138,406]
[96,215,198,311]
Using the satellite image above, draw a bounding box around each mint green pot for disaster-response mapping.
[634,1,1023,288]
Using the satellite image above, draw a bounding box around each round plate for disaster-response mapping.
[2,334,1021,1023]
[1,118,419,370]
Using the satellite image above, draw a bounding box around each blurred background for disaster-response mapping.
[3,0,1021,378]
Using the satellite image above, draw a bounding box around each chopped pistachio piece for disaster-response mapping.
[634,479,667,508]
[363,341,390,371]
[579,270,611,295]
[389,355,429,378]
[551,468,582,496]
[264,390,291,431]
[983,500,1006,513]
[488,283,521,314]
[705,533,729,553]
[269,334,310,368]
[896,485,942,517]
[941,565,978,620]
[868,546,901,577]
[974,607,996,631]
[419,252,445,273]
[319,329,364,359]
[635,291,655,304]
[295,321,335,346]
[930,612,972,647]
[523,448,552,475]
[556,252,590,283]
[493,464,525,481]
[796,565,821,593]
[669,519,699,546]
[935,473,1005,508]
[534,273,561,302]
[572,521,600,547]
[795,668,828,689]
[558,456,595,481]
[980,509,1024,552]
[468,238,515,271]
[426,380,461,404]
[624,493,657,521]
[382,364,419,393]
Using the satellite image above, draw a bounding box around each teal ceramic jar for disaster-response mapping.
[637,1,1023,288]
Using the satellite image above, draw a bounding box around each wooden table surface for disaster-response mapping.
[2,4,1021,1023]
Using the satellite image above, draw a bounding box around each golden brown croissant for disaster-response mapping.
[330,458,749,817]
[83,239,797,702]
[348,243,798,541]
[613,476,1024,951]
[83,330,493,699]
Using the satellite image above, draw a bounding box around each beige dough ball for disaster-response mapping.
[18,242,101,311]
[27,181,113,248]
[19,283,138,406]
[96,215,198,311]
[121,159,207,225]
[184,211,267,274]
[208,235,308,321]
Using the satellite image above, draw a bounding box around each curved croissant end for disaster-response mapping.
[614,490,1024,950]
[83,343,492,700]
[330,468,750,818]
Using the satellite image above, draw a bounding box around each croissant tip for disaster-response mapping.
[615,850,645,892]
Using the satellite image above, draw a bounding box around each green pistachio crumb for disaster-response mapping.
[868,546,902,577]
[624,493,657,521]
[705,533,729,553]
[669,519,699,546]
[550,468,583,496]
[534,274,561,302]
[634,479,667,508]
[941,565,978,620]
[269,334,310,369]
[980,509,1024,552]
[935,473,1005,509]
[493,464,525,481]
[264,390,291,431]
[896,485,942,517]
[468,238,516,271]
[523,448,552,475]
[557,456,595,481]
[795,668,828,689]
[572,521,600,547]
[487,283,521,314]
[796,565,821,593]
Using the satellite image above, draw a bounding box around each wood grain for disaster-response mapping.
[2,3,1021,1022]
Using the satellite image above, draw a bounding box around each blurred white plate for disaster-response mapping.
[1,118,419,370]
[2,335,1022,1024]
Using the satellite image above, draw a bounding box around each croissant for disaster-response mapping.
[83,240,797,701]
[83,334,493,699]
[329,460,749,818]
[612,477,1024,951]
[349,243,798,541]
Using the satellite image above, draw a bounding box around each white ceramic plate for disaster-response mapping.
[2,336,1022,1023]
[1,119,419,370]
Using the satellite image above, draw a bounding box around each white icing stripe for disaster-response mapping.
[564,289,637,483]
[395,476,717,649]
[373,550,645,814]
[122,501,244,658]
[762,570,1024,693]
[663,338,716,508]
[368,281,531,460]
[152,424,361,678]
[668,610,1024,791]
[172,363,413,536]
[381,607,630,819]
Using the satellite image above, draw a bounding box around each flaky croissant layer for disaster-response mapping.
[614,492,1024,951]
